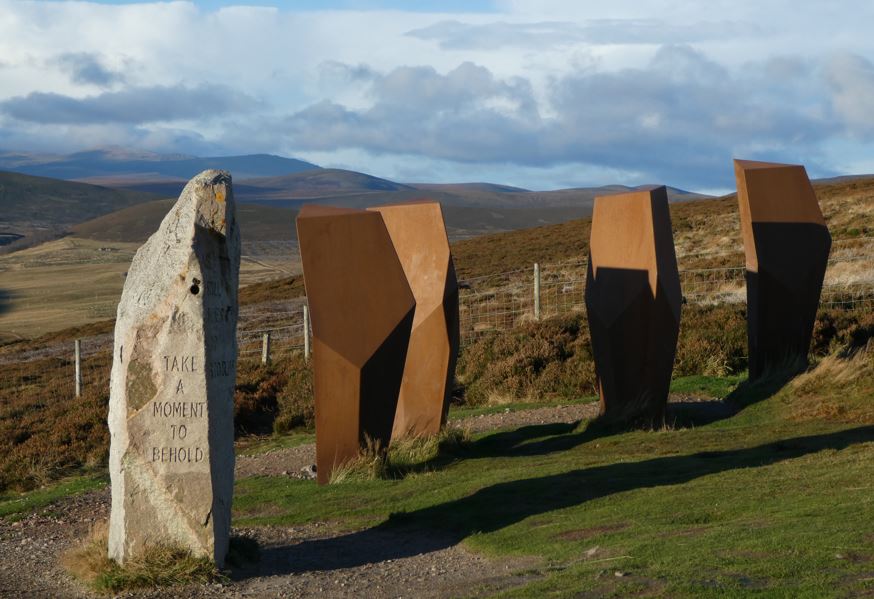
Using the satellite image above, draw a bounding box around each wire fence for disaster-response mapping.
[5,241,874,402]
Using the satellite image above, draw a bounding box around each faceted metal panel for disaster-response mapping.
[369,201,460,439]
[296,205,416,484]
[734,159,831,379]
[585,186,681,425]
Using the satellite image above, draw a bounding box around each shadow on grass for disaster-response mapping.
[0,288,14,316]
[462,368,801,461]
[234,424,874,577]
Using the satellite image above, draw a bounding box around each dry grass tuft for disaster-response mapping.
[329,436,389,484]
[328,428,472,484]
[786,349,874,424]
[62,520,222,594]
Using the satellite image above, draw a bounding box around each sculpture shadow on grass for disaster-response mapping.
[457,367,800,462]
[0,289,13,316]
[233,424,874,577]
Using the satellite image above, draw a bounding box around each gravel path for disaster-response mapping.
[0,488,536,598]
[0,398,724,598]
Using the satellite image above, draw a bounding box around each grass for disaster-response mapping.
[448,396,597,420]
[669,374,745,399]
[0,474,106,521]
[1,304,868,493]
[62,521,223,594]
[233,360,874,597]
[236,431,316,456]
[328,428,474,484]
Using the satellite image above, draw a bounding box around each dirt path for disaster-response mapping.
[0,398,723,598]
[234,396,723,479]
[235,401,602,479]
[0,487,536,599]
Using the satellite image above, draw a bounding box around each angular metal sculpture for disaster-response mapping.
[296,205,415,484]
[584,186,682,425]
[734,159,831,379]
[368,201,460,439]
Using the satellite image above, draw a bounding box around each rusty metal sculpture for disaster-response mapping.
[296,205,416,484]
[585,186,682,425]
[368,201,460,439]
[734,159,831,379]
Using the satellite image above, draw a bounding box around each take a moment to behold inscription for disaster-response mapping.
[369,201,460,439]
[585,186,682,425]
[734,159,832,379]
[107,170,240,567]
[296,205,415,485]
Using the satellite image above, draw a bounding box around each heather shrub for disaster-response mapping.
[674,304,748,376]
[457,314,597,405]
[272,354,314,433]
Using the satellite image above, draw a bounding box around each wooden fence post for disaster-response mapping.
[303,304,311,362]
[534,262,541,321]
[261,332,271,365]
[74,339,82,397]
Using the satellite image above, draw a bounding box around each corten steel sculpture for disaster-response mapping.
[585,186,682,425]
[368,201,460,439]
[734,159,831,379]
[296,205,416,484]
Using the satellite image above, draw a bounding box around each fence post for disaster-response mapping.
[261,332,271,365]
[303,304,311,362]
[74,339,82,397]
[533,262,541,321]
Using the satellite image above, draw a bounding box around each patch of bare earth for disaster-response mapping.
[0,488,108,598]
[0,488,537,598]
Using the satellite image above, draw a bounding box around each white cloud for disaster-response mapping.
[824,53,874,136]
[0,0,873,188]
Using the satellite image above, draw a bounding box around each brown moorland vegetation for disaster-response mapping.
[2,177,874,492]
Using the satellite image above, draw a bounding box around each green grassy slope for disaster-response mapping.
[233,367,874,597]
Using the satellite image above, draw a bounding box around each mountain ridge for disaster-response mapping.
[0,149,320,181]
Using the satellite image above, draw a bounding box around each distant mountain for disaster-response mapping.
[220,175,709,210]
[411,182,530,193]
[0,148,320,181]
[98,168,709,211]
[70,198,598,244]
[1,150,715,251]
[240,168,415,198]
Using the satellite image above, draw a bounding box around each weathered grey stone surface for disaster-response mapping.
[108,170,239,567]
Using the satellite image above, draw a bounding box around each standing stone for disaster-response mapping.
[108,170,239,567]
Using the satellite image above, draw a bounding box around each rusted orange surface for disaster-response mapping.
[734,159,831,378]
[369,201,459,439]
[585,186,681,425]
[296,205,415,484]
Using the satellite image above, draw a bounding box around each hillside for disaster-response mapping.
[70,197,597,244]
[71,199,299,243]
[6,174,872,344]
[0,170,160,245]
[451,175,874,278]
[1,157,718,253]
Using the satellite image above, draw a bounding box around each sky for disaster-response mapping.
[1,1,874,192]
